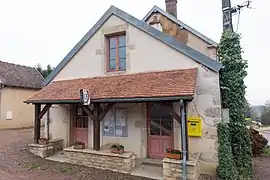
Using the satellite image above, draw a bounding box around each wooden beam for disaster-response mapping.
[154,103,181,125]
[82,106,97,121]
[93,103,101,150]
[38,104,52,120]
[98,103,115,121]
[34,104,41,143]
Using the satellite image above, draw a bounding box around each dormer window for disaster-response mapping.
[106,33,126,72]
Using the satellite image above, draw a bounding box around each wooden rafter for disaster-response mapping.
[98,103,115,121]
[82,103,115,122]
[154,102,181,125]
[38,104,52,120]
[82,106,97,121]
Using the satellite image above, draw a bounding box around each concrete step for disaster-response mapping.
[141,158,163,167]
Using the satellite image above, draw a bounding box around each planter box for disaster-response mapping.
[119,148,124,154]
[110,148,119,153]
[165,153,182,160]
[38,140,49,145]
[74,144,85,150]
[110,148,124,154]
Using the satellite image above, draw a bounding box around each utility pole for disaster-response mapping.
[222,0,234,31]
[222,0,252,32]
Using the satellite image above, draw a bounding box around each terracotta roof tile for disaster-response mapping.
[26,68,197,103]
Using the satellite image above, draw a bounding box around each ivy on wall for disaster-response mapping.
[217,123,238,180]
[218,31,252,179]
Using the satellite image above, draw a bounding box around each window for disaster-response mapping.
[75,105,88,128]
[106,34,126,71]
[103,109,127,137]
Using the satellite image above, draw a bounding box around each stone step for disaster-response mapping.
[141,158,163,167]
[164,163,198,174]
[176,165,198,174]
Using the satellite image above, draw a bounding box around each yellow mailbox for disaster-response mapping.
[187,116,202,137]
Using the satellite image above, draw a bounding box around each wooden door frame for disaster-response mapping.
[146,102,174,158]
[71,104,89,146]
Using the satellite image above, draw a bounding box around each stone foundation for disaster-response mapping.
[28,143,53,158]
[49,138,64,153]
[163,153,200,180]
[64,147,136,174]
[28,138,64,158]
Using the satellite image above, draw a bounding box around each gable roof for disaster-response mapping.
[143,6,218,47]
[0,61,44,89]
[43,5,222,86]
[26,68,197,104]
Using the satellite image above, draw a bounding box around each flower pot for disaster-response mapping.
[38,140,49,145]
[110,148,119,154]
[165,153,182,160]
[74,144,85,150]
[118,148,124,154]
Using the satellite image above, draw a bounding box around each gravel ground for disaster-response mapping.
[253,156,270,180]
[0,128,152,180]
[2,128,267,180]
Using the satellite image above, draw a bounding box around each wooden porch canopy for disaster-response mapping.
[25,68,197,152]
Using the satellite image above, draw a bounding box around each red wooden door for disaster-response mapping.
[73,106,88,147]
[147,103,173,159]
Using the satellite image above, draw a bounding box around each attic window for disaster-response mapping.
[106,33,126,72]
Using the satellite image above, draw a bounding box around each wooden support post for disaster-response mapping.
[34,104,41,144]
[93,103,101,150]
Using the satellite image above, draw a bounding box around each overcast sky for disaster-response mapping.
[0,0,268,105]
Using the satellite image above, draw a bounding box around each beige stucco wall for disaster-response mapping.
[49,15,221,164]
[0,87,42,129]
[99,103,147,158]
[48,104,71,147]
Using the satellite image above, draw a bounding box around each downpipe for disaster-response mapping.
[180,99,187,180]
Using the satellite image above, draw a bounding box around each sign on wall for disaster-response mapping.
[80,89,91,106]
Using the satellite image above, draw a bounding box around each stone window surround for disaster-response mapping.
[98,23,135,76]
[105,32,127,72]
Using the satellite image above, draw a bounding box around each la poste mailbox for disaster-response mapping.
[187,116,202,137]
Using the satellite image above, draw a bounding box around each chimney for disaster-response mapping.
[165,0,177,18]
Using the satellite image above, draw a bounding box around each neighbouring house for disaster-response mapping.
[26,1,222,179]
[0,61,44,129]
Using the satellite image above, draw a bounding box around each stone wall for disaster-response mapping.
[64,147,136,174]
[28,138,64,158]
[163,154,200,180]
[49,138,64,154]
[28,143,53,158]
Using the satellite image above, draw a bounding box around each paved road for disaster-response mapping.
[260,130,270,144]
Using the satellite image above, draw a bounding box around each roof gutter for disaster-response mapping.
[24,95,193,104]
